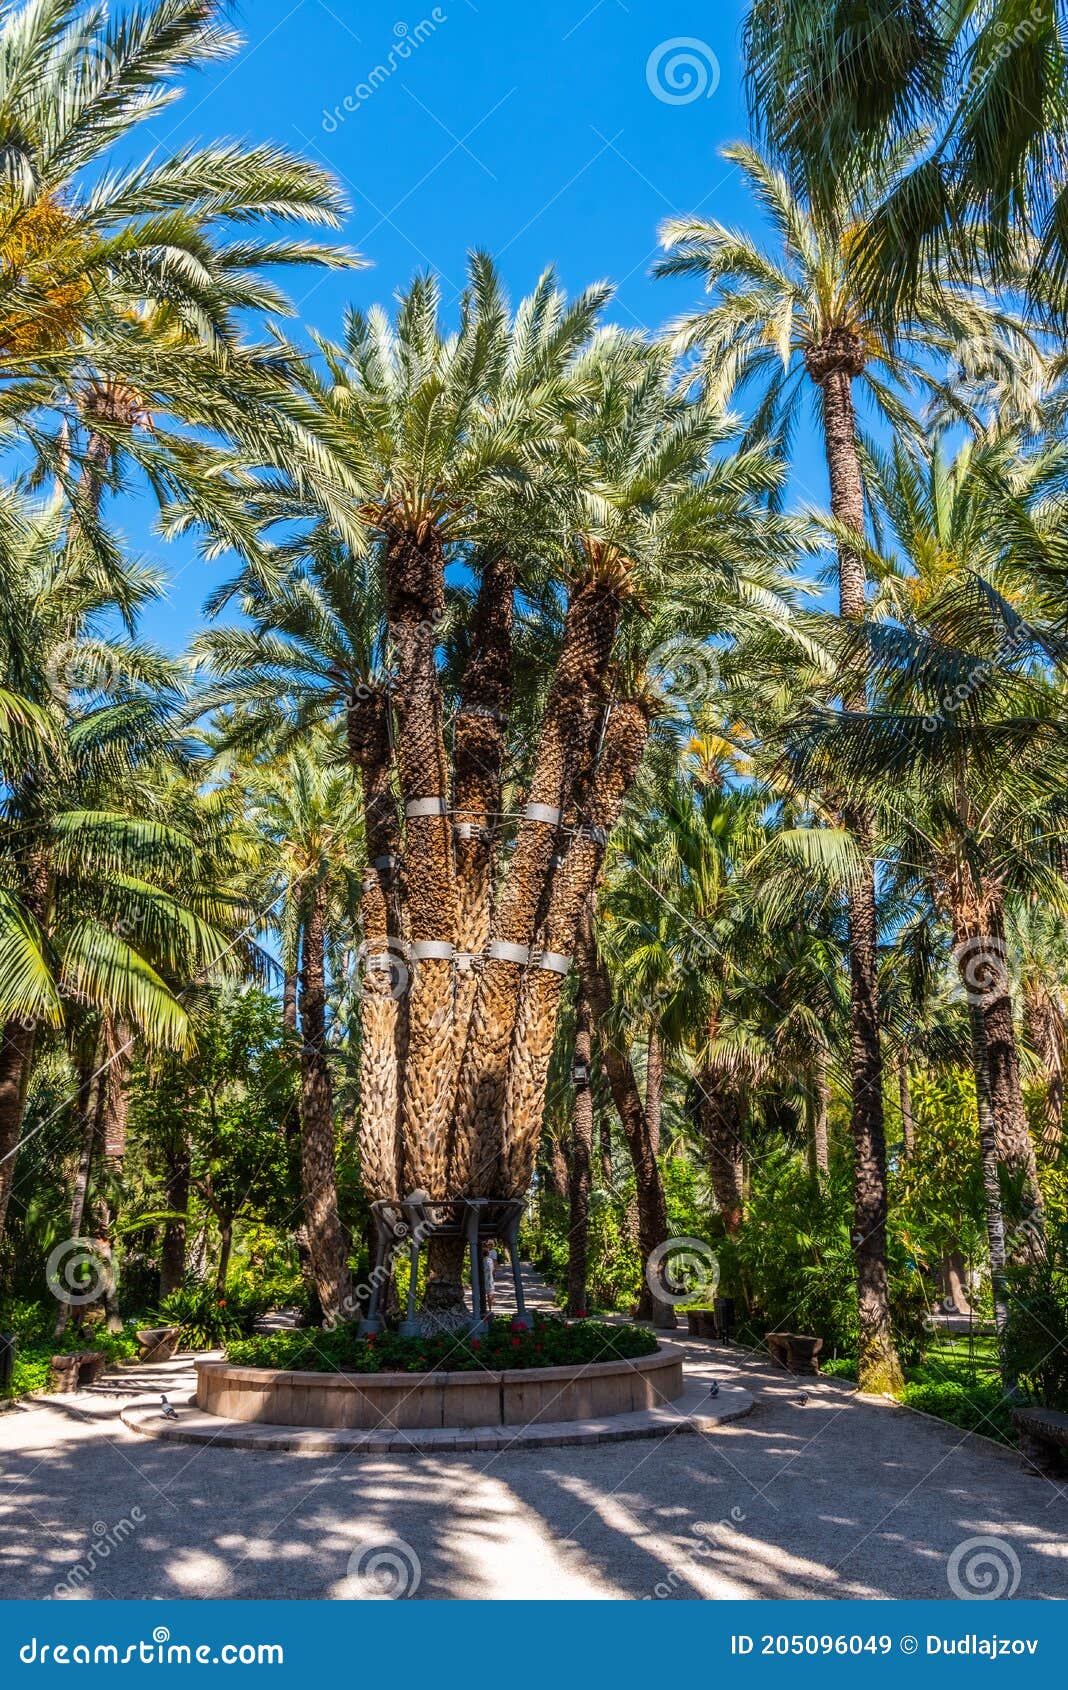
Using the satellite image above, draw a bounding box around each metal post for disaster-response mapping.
[398,1235,422,1336]
[466,1199,488,1336]
[502,1206,532,1332]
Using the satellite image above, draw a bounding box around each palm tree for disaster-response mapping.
[0,495,242,1241]
[0,0,355,502]
[1010,902,1068,1158]
[743,0,1068,309]
[653,143,1024,1391]
[243,744,362,1323]
[785,432,1068,1351]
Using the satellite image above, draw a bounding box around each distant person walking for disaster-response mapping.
[482,1240,500,1314]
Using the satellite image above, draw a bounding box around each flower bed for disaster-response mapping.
[225,1313,657,1374]
[201,1319,679,1432]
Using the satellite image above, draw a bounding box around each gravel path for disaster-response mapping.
[2,1341,1065,1600]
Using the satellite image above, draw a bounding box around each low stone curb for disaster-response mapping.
[120,1375,754,1455]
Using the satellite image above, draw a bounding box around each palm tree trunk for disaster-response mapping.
[385,530,459,1202]
[500,701,650,1197]
[967,1002,1010,1345]
[568,984,595,1315]
[453,575,623,1194]
[451,553,514,1073]
[1024,989,1064,1159]
[698,1065,746,1234]
[54,1046,103,1339]
[577,900,674,1325]
[645,1027,663,1160]
[952,899,1043,1252]
[160,1133,190,1300]
[299,882,353,1322]
[0,1020,35,1240]
[808,1045,830,1178]
[348,688,403,1203]
[599,1108,613,1186]
[817,359,902,1395]
[897,1053,915,1158]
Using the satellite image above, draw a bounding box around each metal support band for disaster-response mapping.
[576,824,608,845]
[364,949,398,974]
[409,941,455,962]
[486,940,530,965]
[534,950,571,975]
[454,820,489,841]
[406,797,447,818]
[455,952,476,972]
[524,802,562,826]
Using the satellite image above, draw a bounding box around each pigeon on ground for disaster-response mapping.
[708,1380,720,1398]
[160,1394,178,1420]
[794,1391,809,1406]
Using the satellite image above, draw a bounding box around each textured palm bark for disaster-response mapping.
[645,1028,663,1161]
[600,1108,613,1186]
[817,358,902,1395]
[1024,987,1064,1158]
[385,529,458,1199]
[450,554,514,1098]
[454,576,623,1193]
[577,899,673,1324]
[299,882,353,1321]
[968,1002,1010,1339]
[102,1019,132,1163]
[54,1045,102,1339]
[501,702,650,1197]
[950,901,1043,1247]
[567,984,595,1315]
[698,1063,746,1234]
[348,689,403,1202]
[0,1020,35,1239]
[809,1045,830,1177]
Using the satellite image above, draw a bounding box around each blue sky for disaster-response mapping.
[118,0,827,648]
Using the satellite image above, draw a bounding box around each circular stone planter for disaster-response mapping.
[195,1344,684,1432]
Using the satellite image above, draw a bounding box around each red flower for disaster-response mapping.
[511,1337,522,1347]
[217,1299,226,1307]
[470,1340,481,1351]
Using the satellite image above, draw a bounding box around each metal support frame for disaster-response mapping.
[357,1193,532,1337]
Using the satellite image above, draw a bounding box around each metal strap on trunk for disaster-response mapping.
[534,950,571,975]
[455,952,476,972]
[406,797,447,818]
[409,941,455,962]
[524,802,563,826]
[486,940,530,965]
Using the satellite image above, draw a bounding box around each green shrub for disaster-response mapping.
[1002,1224,1068,1410]
[226,1313,658,1374]
[154,1284,243,1348]
[901,1377,1013,1444]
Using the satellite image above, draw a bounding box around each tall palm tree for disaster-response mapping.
[0,495,241,1240]
[654,143,1027,1392]
[0,0,355,500]
[744,0,1068,309]
[244,744,362,1323]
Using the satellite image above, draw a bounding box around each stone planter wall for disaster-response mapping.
[196,1344,684,1431]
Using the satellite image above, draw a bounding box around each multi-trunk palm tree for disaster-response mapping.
[187,259,802,1314]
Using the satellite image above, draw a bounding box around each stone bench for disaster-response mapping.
[765,1331,823,1375]
[50,1351,106,1392]
[1012,1405,1068,1476]
[135,1327,180,1363]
